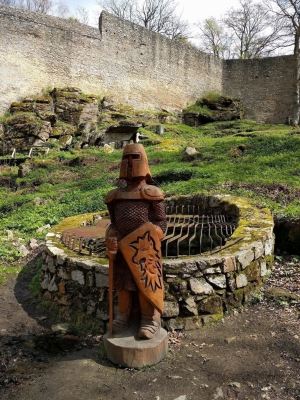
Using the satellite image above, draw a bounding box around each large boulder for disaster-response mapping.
[183,93,243,127]
[52,87,98,126]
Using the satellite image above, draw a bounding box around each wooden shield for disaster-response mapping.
[118,222,164,314]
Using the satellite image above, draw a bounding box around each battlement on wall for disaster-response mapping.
[0,5,295,123]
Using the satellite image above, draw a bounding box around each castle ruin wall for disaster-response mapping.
[223,56,295,124]
[0,4,297,123]
[0,6,222,115]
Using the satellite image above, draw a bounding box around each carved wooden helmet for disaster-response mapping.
[119,143,152,182]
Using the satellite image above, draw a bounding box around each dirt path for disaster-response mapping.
[0,252,299,400]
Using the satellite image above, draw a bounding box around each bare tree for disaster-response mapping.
[0,0,18,5]
[97,0,190,40]
[195,17,232,58]
[224,0,282,59]
[17,0,55,14]
[96,0,137,22]
[55,0,70,18]
[0,0,71,17]
[74,6,90,25]
[264,0,300,124]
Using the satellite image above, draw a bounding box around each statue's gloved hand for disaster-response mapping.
[106,236,118,252]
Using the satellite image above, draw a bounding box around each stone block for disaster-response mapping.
[181,261,198,274]
[57,267,70,280]
[260,261,267,277]
[206,274,227,289]
[95,272,109,287]
[189,278,214,295]
[47,257,56,273]
[203,267,222,274]
[165,274,177,283]
[205,258,222,267]
[195,259,208,271]
[236,249,254,269]
[56,256,66,266]
[170,280,187,296]
[48,276,58,292]
[163,301,180,318]
[226,274,237,291]
[183,297,198,316]
[244,261,260,282]
[201,313,223,325]
[77,259,98,271]
[41,263,48,272]
[95,264,109,275]
[164,318,185,331]
[198,295,223,315]
[71,270,85,285]
[87,300,96,315]
[264,238,274,256]
[236,274,248,288]
[221,256,236,273]
[225,290,244,310]
[185,317,201,331]
[41,274,50,290]
[252,241,264,259]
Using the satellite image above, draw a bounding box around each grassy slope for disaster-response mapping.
[1,118,300,270]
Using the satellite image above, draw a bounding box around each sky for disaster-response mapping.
[63,0,243,38]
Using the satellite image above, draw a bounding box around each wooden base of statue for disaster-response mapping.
[103,324,168,369]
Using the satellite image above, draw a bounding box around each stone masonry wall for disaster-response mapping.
[223,56,296,124]
[0,5,297,123]
[0,5,222,116]
[41,195,274,333]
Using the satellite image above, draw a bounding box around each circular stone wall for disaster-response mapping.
[41,195,274,333]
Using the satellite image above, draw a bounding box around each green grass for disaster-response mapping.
[0,118,299,268]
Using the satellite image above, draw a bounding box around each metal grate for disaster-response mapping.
[61,207,237,258]
[163,205,236,257]
[61,218,110,256]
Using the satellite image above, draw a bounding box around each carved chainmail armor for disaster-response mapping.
[107,198,166,291]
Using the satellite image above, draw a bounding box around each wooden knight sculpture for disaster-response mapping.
[105,143,167,340]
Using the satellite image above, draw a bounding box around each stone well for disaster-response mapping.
[41,194,274,332]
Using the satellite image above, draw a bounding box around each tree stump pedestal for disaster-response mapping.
[103,324,168,368]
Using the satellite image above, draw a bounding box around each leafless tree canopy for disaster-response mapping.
[264,0,300,54]
[224,0,282,59]
[97,0,190,40]
[0,0,72,18]
[0,0,18,5]
[196,18,232,58]
[195,0,284,59]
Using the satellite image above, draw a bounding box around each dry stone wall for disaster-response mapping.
[41,195,274,333]
[0,5,296,123]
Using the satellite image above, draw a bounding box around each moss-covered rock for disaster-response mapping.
[243,261,261,282]
[183,93,243,126]
[197,294,223,314]
[224,289,244,310]
[265,287,299,302]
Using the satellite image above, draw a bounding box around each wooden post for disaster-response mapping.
[105,239,117,334]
